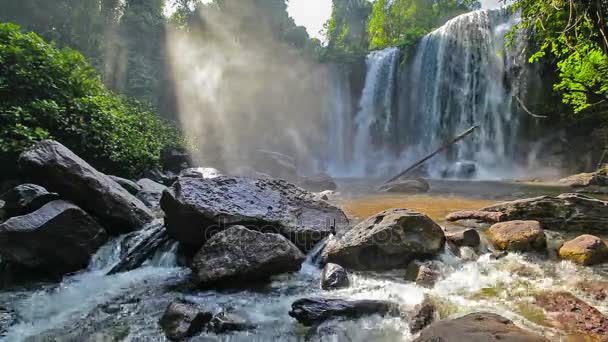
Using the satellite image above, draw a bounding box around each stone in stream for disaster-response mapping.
[406,297,438,334]
[377,178,430,193]
[320,263,349,290]
[444,227,481,248]
[558,234,608,265]
[191,226,305,287]
[107,222,170,275]
[534,291,608,339]
[108,176,142,195]
[0,307,16,335]
[18,140,154,234]
[405,261,439,288]
[413,312,549,341]
[135,178,167,215]
[486,220,547,252]
[159,301,213,341]
[0,184,60,218]
[208,311,256,333]
[161,176,348,251]
[323,209,445,271]
[446,194,608,232]
[288,298,400,326]
[0,200,107,276]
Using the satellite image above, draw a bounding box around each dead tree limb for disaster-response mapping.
[380,125,479,188]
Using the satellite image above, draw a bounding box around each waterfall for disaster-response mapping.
[399,9,525,179]
[327,67,354,175]
[350,47,400,177]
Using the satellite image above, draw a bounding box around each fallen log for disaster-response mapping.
[381,125,478,188]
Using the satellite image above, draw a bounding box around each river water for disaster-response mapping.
[1,180,607,341]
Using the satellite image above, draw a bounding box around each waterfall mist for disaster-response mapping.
[167,2,333,174]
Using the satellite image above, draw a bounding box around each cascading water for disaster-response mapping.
[399,9,526,179]
[349,47,400,177]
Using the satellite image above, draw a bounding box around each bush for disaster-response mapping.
[0,23,182,179]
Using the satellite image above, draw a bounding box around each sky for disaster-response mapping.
[287,0,506,40]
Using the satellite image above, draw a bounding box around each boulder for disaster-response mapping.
[136,178,167,213]
[299,174,337,192]
[414,312,548,341]
[288,298,400,326]
[161,176,348,251]
[560,170,608,188]
[159,301,212,341]
[191,226,305,287]
[535,291,608,339]
[0,184,60,218]
[486,221,546,252]
[161,147,190,173]
[323,209,445,271]
[446,194,608,232]
[378,178,430,193]
[18,140,154,233]
[321,263,349,290]
[446,210,506,223]
[108,176,141,195]
[0,200,107,275]
[407,297,438,334]
[405,262,439,287]
[558,234,608,265]
[444,227,481,248]
[253,150,298,181]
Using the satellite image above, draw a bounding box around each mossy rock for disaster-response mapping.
[486,221,547,252]
[558,235,608,266]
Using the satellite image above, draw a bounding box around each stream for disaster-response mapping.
[1,180,607,341]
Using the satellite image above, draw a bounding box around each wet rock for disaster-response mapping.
[560,170,608,188]
[406,262,439,287]
[0,184,60,219]
[254,150,298,181]
[136,178,167,214]
[0,307,16,335]
[321,263,349,290]
[159,301,213,341]
[407,297,438,334]
[414,312,548,342]
[161,176,348,251]
[578,280,608,301]
[208,311,255,333]
[299,174,337,192]
[447,194,608,232]
[191,226,305,287]
[486,220,546,252]
[288,298,400,326]
[162,147,191,173]
[323,209,445,271]
[0,200,107,275]
[446,210,506,223]
[108,176,141,195]
[535,291,608,339]
[444,227,481,248]
[558,234,608,265]
[377,178,430,193]
[18,140,154,234]
[107,223,170,275]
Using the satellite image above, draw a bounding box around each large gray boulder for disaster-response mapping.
[323,209,445,271]
[18,140,154,234]
[136,178,167,214]
[191,226,305,287]
[446,193,608,232]
[414,312,549,342]
[0,200,107,275]
[161,176,348,251]
[108,176,141,195]
[288,298,400,326]
[0,184,60,218]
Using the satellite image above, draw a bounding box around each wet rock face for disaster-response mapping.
[288,298,400,326]
[0,200,107,275]
[323,209,445,271]
[447,194,608,232]
[161,176,348,251]
[0,184,60,219]
[558,234,608,265]
[320,263,349,290]
[135,178,167,215]
[535,291,608,339]
[18,140,154,234]
[378,178,430,193]
[414,312,549,342]
[159,301,212,341]
[486,220,546,252]
[191,226,305,288]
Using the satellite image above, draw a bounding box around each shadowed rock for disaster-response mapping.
[323,209,445,271]
[0,184,60,218]
[108,176,141,195]
[191,226,305,287]
[18,140,154,234]
[288,298,400,326]
[136,178,167,215]
[161,176,348,251]
[0,200,107,276]
[414,312,549,342]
